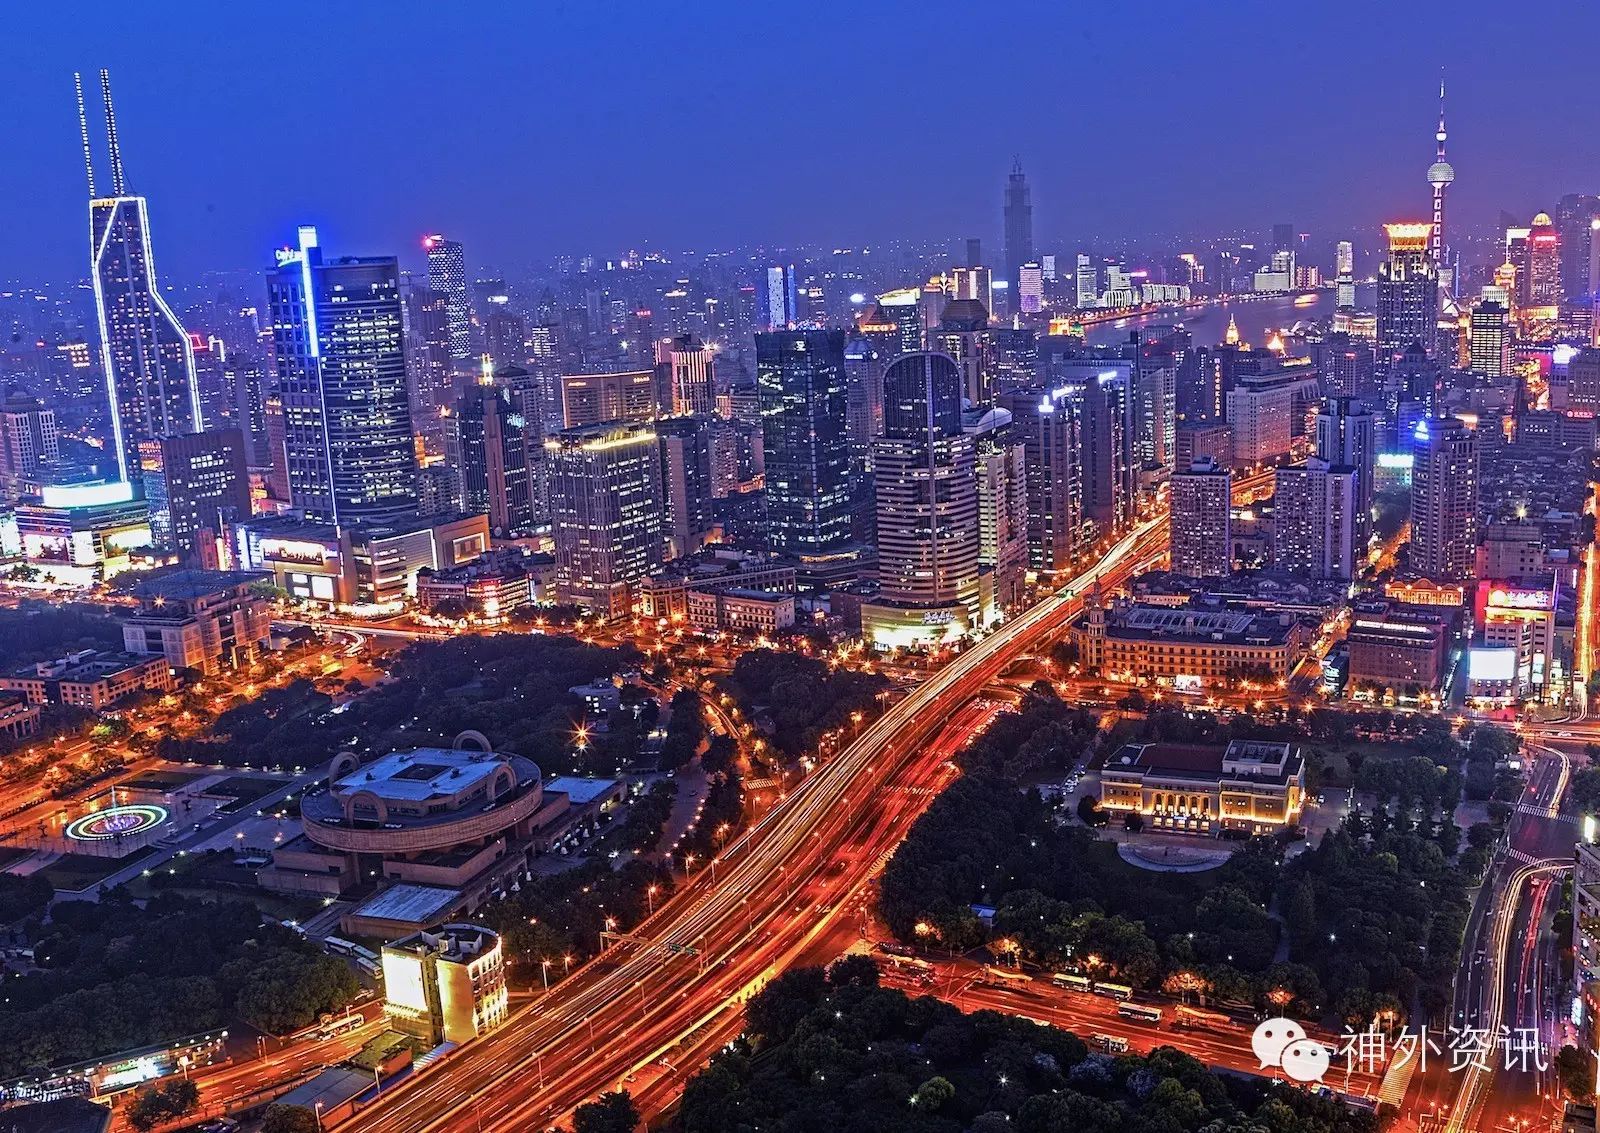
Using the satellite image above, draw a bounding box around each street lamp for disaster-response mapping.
[647,884,658,914]
[314,1101,324,1132]
[540,958,551,990]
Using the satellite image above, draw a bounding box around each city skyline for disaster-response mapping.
[4,4,1600,284]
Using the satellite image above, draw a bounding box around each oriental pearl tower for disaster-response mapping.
[1427,76,1455,294]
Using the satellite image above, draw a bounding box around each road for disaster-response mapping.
[345,515,1171,1133]
[1410,744,1576,1133]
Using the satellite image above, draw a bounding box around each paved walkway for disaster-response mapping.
[1115,841,1232,873]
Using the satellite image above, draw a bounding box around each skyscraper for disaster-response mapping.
[1468,301,1511,378]
[403,281,454,458]
[764,265,799,331]
[79,71,200,486]
[1523,212,1563,311]
[1410,414,1479,580]
[1004,160,1033,293]
[998,386,1083,582]
[546,421,663,620]
[656,415,716,560]
[933,299,994,405]
[0,397,60,497]
[666,334,715,417]
[560,370,657,428]
[424,235,471,359]
[267,226,418,527]
[1376,222,1438,371]
[1274,458,1359,581]
[445,382,537,536]
[864,353,983,644]
[1170,457,1232,578]
[139,428,250,560]
[963,406,1029,613]
[1556,193,1600,304]
[1314,397,1377,545]
[756,330,853,555]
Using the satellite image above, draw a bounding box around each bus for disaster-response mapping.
[1091,1033,1129,1054]
[1117,1003,1163,1024]
[1092,981,1134,1002]
[982,965,1032,984]
[324,937,357,957]
[316,1014,362,1040]
[1173,1006,1231,1032]
[1051,973,1092,994]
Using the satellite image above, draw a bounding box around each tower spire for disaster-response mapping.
[73,72,95,199]
[99,68,125,196]
[1436,71,1447,158]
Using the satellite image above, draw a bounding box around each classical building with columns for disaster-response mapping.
[1097,739,1306,836]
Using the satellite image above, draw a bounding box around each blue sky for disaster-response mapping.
[3,1,1598,282]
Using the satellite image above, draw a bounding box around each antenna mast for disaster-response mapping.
[99,68,125,196]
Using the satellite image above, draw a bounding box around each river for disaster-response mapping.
[1081,288,1362,351]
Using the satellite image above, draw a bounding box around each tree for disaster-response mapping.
[910,1075,956,1112]
[573,1090,640,1133]
[261,1104,321,1133]
[1123,810,1145,833]
[1076,794,1107,826]
[227,951,359,1034]
[126,1079,200,1130]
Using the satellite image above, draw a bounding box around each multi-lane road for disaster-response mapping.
[345,516,1171,1133]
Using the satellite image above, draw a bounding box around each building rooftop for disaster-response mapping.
[1107,740,1302,785]
[131,568,268,601]
[1102,602,1297,646]
[350,883,461,927]
[385,923,501,964]
[545,775,621,806]
[331,747,527,804]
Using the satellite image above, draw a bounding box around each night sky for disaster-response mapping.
[4,1,1599,283]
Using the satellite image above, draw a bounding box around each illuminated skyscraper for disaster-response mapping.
[78,71,200,486]
[997,385,1083,582]
[546,421,663,619]
[424,235,471,359]
[267,226,418,526]
[1274,458,1359,581]
[1314,397,1376,546]
[1556,193,1600,304]
[1004,160,1033,293]
[1170,457,1232,578]
[1523,212,1563,310]
[666,334,715,417]
[756,330,852,554]
[445,382,537,536]
[1468,301,1511,378]
[763,265,799,331]
[1376,223,1438,370]
[1410,414,1479,581]
[403,281,454,458]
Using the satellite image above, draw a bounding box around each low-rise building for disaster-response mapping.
[1345,604,1452,698]
[1073,595,1313,686]
[0,650,175,709]
[686,586,796,634]
[0,692,41,742]
[122,569,272,675]
[381,924,508,1046]
[638,548,797,621]
[1098,739,1306,835]
[415,554,556,622]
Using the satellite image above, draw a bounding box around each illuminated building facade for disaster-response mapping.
[1098,740,1306,836]
[1075,597,1313,685]
[1170,457,1231,578]
[0,396,60,498]
[1314,397,1376,545]
[122,569,272,675]
[424,235,471,359]
[15,481,153,578]
[963,406,1030,612]
[997,386,1083,582]
[863,353,983,647]
[1522,212,1562,312]
[445,383,537,536]
[383,925,508,1046]
[559,370,657,428]
[756,330,853,555]
[1346,605,1451,696]
[656,415,716,561]
[1376,223,1438,370]
[1468,301,1511,377]
[666,334,714,417]
[1409,414,1479,581]
[139,427,250,560]
[1474,577,1560,702]
[547,421,663,619]
[78,71,200,486]
[267,227,419,527]
[1273,458,1359,581]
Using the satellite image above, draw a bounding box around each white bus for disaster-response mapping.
[1051,973,1092,993]
[316,1014,362,1040]
[1092,981,1134,1002]
[1117,1003,1163,1025]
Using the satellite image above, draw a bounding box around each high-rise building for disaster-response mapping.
[267,226,418,527]
[1075,255,1098,310]
[656,415,716,560]
[0,397,60,496]
[1310,333,1376,401]
[1175,419,1234,473]
[445,382,537,536]
[863,353,983,645]
[1571,349,1600,414]
[1274,458,1359,581]
[403,282,455,458]
[666,334,715,417]
[933,299,994,405]
[963,406,1029,613]
[78,71,200,486]
[875,292,924,355]
[482,303,526,371]
[138,428,250,561]
[546,421,663,619]
[1376,223,1438,370]
[560,370,657,428]
[843,324,891,471]
[424,235,471,359]
[1557,193,1600,304]
[1170,457,1232,578]
[998,386,1083,581]
[1004,159,1034,292]
[755,330,853,555]
[1522,212,1563,311]
[1410,414,1479,580]
[1018,263,1044,315]
[1315,397,1377,545]
[1468,301,1512,378]
[764,265,799,331]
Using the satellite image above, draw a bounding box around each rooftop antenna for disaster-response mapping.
[99,68,125,196]
[73,72,96,199]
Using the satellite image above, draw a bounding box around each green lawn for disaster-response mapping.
[121,769,209,791]
[39,847,155,892]
[206,775,293,812]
